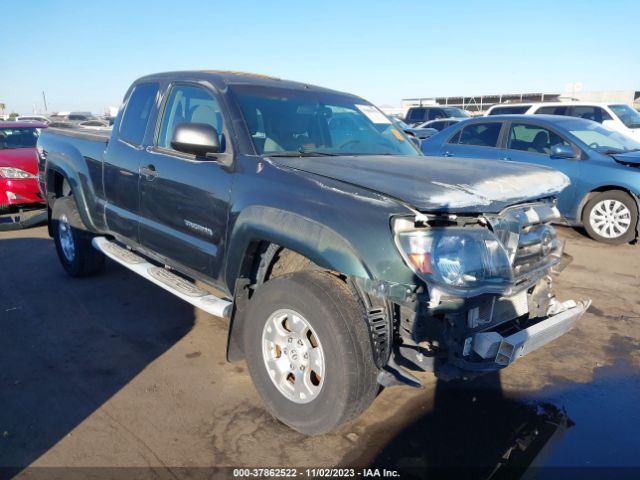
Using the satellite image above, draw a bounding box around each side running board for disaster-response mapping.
[92,237,232,318]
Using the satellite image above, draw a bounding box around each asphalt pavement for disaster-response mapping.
[0,226,638,479]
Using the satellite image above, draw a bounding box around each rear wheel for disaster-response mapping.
[583,191,637,244]
[243,270,379,435]
[52,196,105,276]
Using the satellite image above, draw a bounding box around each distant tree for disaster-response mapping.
[0,103,5,114]
[9,112,19,118]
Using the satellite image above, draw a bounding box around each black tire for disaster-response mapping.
[52,196,105,276]
[582,191,638,245]
[243,270,379,435]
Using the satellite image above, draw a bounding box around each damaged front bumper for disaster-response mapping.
[467,299,590,368]
[379,297,590,387]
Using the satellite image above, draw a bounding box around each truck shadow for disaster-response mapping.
[0,236,195,477]
[367,373,573,480]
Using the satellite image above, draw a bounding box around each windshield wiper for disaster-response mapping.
[266,150,340,157]
[600,147,640,155]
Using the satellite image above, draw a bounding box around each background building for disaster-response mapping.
[400,89,640,117]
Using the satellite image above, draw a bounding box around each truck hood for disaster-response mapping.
[271,155,570,213]
[611,151,640,167]
[0,148,38,175]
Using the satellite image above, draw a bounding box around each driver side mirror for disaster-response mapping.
[602,119,617,130]
[550,143,577,159]
[171,123,220,157]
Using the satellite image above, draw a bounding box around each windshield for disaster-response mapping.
[231,85,420,156]
[443,107,470,118]
[609,104,640,128]
[566,120,640,153]
[0,127,40,150]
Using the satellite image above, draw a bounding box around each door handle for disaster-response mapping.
[139,164,158,181]
[443,151,454,157]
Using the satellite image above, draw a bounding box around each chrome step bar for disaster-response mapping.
[92,237,232,318]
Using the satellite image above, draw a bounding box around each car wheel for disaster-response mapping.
[583,191,638,244]
[52,196,105,276]
[243,270,379,435]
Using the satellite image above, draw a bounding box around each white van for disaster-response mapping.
[486,102,640,140]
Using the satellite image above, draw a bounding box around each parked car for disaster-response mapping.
[486,102,640,140]
[49,112,97,124]
[404,105,470,127]
[78,120,111,129]
[38,71,587,434]
[417,117,463,131]
[485,104,534,116]
[389,116,438,140]
[421,114,640,244]
[0,122,47,214]
[16,115,51,125]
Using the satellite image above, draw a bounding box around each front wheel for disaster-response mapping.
[583,191,638,244]
[52,196,105,276]
[243,270,379,435]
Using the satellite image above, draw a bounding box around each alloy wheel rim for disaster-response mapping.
[261,308,325,404]
[589,199,631,239]
[58,214,76,261]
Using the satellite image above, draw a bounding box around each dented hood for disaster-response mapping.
[272,155,570,213]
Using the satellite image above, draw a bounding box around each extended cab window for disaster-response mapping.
[119,83,159,145]
[507,123,570,155]
[158,85,226,152]
[449,122,501,147]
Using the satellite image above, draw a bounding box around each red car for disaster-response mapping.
[0,122,47,214]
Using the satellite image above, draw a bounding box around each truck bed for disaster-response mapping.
[46,126,112,142]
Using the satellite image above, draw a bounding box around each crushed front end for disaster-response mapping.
[379,200,590,384]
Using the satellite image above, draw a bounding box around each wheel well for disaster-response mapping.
[47,171,70,236]
[238,241,321,294]
[578,186,638,221]
[228,241,392,367]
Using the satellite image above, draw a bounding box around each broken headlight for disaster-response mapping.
[394,225,513,292]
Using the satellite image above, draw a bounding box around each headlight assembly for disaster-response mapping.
[0,167,35,179]
[394,222,513,294]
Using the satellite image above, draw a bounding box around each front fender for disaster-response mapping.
[225,206,371,289]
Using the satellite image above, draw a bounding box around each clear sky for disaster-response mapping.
[2,0,638,115]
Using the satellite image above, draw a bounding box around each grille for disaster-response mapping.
[489,202,562,284]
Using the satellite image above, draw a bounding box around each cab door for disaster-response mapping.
[138,83,233,282]
[103,82,160,242]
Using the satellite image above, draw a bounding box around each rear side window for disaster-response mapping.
[489,106,530,115]
[535,106,569,115]
[449,122,501,147]
[119,83,159,145]
[406,108,426,123]
[428,109,445,120]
